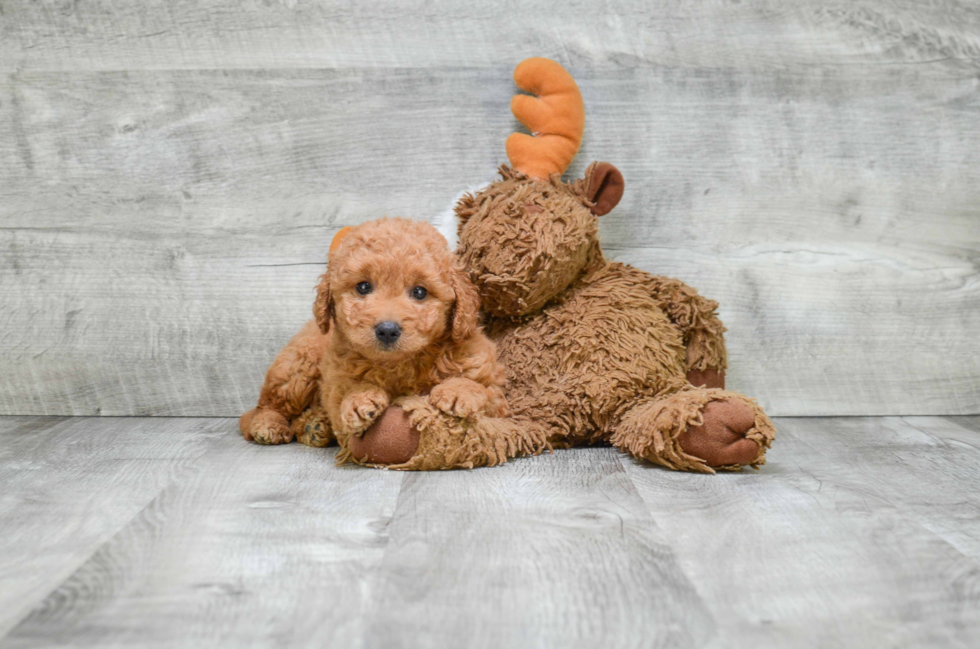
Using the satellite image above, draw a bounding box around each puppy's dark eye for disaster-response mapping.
[355,281,372,295]
[410,286,427,301]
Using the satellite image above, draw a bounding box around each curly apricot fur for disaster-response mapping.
[240,218,507,452]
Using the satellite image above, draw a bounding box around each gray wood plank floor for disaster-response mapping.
[2,417,979,648]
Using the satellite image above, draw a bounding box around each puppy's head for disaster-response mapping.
[314,218,480,359]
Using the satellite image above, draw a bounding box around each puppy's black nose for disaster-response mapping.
[374,321,402,346]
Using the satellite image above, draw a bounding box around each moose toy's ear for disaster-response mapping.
[585,162,624,216]
[454,192,479,233]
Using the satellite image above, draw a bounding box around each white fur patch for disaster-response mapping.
[432,180,492,251]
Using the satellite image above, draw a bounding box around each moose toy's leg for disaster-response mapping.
[684,344,726,389]
[611,387,775,473]
[341,397,552,470]
[645,276,728,389]
[240,321,325,445]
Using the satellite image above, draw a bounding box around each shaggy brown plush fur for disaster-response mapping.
[244,56,775,473]
[346,163,775,473]
[239,218,507,456]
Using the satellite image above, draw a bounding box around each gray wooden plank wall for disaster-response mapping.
[1,1,978,417]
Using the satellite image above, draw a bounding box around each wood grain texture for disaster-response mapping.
[3,1,979,72]
[948,415,980,435]
[2,415,980,647]
[2,419,405,648]
[621,416,980,647]
[1,1,978,416]
[365,449,713,648]
[0,416,226,638]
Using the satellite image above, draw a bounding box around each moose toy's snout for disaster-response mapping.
[347,406,419,465]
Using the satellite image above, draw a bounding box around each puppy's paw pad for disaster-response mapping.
[297,419,332,447]
[304,420,325,435]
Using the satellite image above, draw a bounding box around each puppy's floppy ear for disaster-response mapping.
[314,227,353,335]
[449,263,481,342]
[313,272,333,334]
[583,161,624,216]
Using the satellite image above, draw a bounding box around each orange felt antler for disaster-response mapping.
[505,58,585,180]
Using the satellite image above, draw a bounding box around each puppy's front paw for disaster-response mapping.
[429,378,488,419]
[340,388,389,436]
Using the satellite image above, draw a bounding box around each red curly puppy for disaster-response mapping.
[240,218,507,461]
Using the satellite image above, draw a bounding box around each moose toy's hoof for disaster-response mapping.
[678,399,760,467]
[347,406,419,465]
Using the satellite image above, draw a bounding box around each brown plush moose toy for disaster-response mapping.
[242,57,775,473]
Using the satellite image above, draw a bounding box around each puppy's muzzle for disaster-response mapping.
[374,321,402,348]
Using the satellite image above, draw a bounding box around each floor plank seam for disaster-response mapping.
[0,420,232,643]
